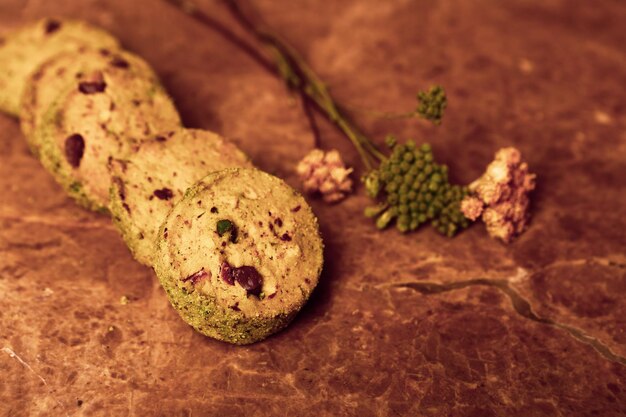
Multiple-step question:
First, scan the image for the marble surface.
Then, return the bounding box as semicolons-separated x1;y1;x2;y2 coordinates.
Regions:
1;0;625;416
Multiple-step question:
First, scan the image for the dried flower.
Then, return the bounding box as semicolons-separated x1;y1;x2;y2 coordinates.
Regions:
461;147;536;243
296;149;353;203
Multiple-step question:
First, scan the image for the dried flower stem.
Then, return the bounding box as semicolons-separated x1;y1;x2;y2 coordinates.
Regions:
163;0;385;170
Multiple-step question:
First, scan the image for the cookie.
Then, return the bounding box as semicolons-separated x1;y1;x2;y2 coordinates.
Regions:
35;49;182;212
0;18;119;116
109;128;253;266
153;168;324;345
21;48;122;155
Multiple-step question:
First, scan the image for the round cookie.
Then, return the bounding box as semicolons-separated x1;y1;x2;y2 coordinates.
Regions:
0;18;119;116
154;168;324;345
109;128;253;266
35;49;182;212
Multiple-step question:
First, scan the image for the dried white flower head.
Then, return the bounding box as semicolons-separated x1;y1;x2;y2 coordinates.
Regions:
296;149;353;203
461;147;536;243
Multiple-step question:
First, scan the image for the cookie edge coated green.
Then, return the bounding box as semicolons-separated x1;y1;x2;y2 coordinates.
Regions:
153;167;324;345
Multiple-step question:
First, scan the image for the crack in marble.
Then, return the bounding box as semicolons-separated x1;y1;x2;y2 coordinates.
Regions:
1;346;70;417
541;256;626;271
394;278;626;367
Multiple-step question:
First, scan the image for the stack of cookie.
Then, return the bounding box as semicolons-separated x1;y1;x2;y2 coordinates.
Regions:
0;18;324;344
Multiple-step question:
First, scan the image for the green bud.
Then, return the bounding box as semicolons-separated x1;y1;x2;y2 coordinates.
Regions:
399;204;409;214
363;170;381;198
376;208;397;229
385;135;397;148
364;204;387;218
397;218;410;233
403;152;414;163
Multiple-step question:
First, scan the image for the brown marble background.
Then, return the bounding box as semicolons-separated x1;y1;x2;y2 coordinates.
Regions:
1;0;625;416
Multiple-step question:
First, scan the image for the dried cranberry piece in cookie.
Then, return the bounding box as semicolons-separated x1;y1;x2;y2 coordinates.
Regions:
231;266;263;297
78;80;107;94
153;188;174;200
64;134;85;168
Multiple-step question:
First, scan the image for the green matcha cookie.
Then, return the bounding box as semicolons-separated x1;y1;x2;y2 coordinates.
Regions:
35;49;182;212
109;128;253;266
154;168;324;345
0;18;119;116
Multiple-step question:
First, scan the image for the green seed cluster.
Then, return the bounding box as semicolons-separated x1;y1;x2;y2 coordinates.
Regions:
364;138;470;237
416;85;447;125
